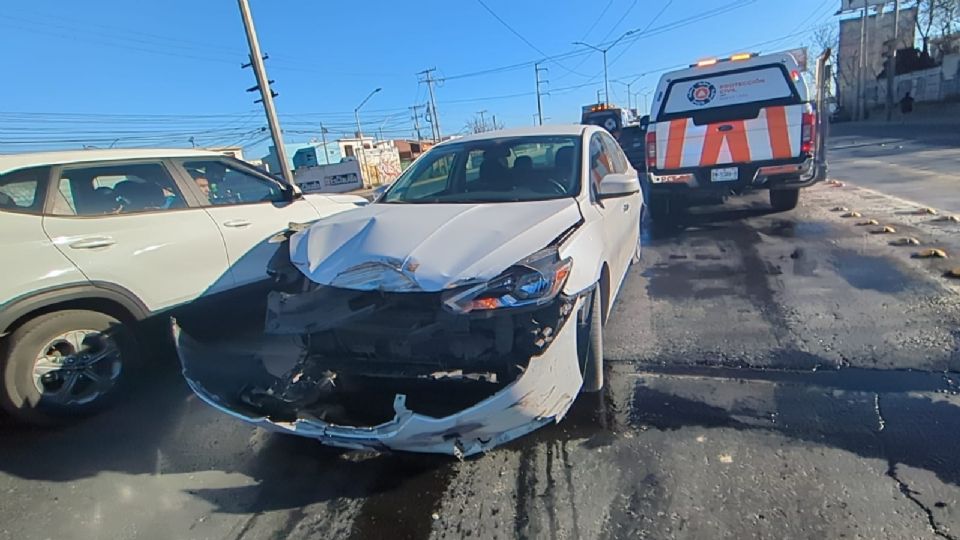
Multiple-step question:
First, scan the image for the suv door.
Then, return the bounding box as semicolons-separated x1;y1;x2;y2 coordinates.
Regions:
41;160;233;312
173;158;320;287
0;167;89;308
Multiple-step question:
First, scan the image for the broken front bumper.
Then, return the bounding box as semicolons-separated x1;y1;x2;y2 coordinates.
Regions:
173;295;585;457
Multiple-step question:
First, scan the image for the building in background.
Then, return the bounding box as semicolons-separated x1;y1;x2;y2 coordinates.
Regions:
294;160;363;194
293;142;342;169
837;6;917;116
337;137;402;187
261;142;315;175
393;139;434;167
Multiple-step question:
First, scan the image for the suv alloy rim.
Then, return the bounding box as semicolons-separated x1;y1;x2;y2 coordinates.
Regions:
31;329;123;406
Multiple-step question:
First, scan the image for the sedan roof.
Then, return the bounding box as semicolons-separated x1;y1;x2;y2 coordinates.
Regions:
442;124;588;146
0;148;223;175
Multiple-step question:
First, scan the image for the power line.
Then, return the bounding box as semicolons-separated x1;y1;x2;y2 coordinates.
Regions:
474;0;590;78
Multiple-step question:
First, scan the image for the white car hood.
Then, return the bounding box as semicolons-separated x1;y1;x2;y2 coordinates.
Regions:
289;199;582;292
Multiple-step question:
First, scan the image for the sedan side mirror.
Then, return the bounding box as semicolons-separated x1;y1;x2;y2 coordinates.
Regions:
598;173;641;200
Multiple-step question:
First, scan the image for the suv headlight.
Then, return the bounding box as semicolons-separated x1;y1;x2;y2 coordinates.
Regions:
442;247;572;313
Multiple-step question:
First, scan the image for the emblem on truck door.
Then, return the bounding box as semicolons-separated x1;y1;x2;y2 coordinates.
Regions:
687;81;716;106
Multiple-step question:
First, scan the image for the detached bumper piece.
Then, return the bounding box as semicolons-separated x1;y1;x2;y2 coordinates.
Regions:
174;286;584;457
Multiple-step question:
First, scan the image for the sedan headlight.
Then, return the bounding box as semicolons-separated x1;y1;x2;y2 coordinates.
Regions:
442;247;572;313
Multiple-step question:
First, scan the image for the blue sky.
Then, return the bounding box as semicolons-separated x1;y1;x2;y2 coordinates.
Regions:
0;0;838;158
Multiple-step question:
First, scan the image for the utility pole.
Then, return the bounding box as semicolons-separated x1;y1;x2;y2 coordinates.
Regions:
410;104;424;140
418;68;441;142
237;0;293;185
597;89;603;104
535;63;548;126
856;6;867;120
477;110;488;132
492;114;499;131
885;0;900;121
319;122;329;165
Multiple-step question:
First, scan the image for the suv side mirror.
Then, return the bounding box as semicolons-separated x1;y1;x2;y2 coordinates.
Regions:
598;173;640;199
285;183;304;201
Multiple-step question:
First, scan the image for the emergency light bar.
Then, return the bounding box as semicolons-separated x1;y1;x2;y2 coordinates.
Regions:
690;52;758;68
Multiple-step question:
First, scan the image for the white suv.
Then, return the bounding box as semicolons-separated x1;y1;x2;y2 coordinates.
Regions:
0;148;365;424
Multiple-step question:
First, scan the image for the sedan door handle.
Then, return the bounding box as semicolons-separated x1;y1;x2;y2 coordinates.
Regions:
69;236;116;249
222;219;252;228
623;203;630;212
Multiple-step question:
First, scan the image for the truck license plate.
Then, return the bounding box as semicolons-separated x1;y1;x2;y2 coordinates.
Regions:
711;167;739;182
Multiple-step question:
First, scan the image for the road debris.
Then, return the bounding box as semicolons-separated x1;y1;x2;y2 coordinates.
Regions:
873;226;896;234
916;207;938;215
841;211;862;218
947;268;960;279
890;237;921;246
857;219;880;226
719;454;734;464
826;179;845;187
933;215;960;223
914;249;947;259
831;206;849;212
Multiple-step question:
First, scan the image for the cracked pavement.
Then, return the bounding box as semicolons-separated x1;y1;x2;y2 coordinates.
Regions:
3;150;960;538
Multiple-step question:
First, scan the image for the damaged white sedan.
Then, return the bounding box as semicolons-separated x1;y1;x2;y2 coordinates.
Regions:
175;125;643;457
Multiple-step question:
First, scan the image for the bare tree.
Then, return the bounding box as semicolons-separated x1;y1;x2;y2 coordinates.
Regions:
917;0;960;53
464;113;504;134
812;24;840;94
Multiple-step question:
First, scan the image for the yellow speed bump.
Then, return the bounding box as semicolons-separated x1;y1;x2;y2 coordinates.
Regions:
842;211;862;218
857;219;880;226
872;226;897;234
934;215;960;223
947;268;960;279
916;207;938;215
913;248;947;259
890;237;921;246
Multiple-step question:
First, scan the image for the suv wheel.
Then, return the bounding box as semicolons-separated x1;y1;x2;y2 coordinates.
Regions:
1;310;137;424
770;188;800;211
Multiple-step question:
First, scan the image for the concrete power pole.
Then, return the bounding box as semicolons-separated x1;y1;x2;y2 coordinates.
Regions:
885;0;900;121
410;104;424;140
477;110;488;132
319;122;329;165
535;63;548;126
419;68;441;142
237;0;293;185
856;6;867;121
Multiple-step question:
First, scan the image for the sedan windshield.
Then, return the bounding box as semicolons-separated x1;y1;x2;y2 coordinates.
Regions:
381;135;581;203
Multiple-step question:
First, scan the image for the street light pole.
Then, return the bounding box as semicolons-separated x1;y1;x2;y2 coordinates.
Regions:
574;30;636;106
354;87;381;187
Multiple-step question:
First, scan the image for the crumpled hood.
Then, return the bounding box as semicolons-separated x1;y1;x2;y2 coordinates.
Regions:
289;199;582;292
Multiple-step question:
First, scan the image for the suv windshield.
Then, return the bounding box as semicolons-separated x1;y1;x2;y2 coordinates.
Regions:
381;135;580;204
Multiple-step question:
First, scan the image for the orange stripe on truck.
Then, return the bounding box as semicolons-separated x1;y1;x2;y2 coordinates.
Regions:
664;119;687;169
765;106;793;159
700;120;750;167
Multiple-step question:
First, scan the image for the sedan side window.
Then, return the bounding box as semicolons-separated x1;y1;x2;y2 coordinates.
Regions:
589;133;613;193
599;133;629;174
54;162;185;216
182;160;285;206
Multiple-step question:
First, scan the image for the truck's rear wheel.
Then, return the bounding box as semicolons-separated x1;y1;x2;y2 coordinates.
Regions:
770;189;800;212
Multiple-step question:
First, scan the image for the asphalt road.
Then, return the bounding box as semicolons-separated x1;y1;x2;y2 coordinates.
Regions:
3;174;960;539
829;123;960;215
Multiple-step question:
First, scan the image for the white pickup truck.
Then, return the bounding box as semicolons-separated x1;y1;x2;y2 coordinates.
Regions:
644;51;825;220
